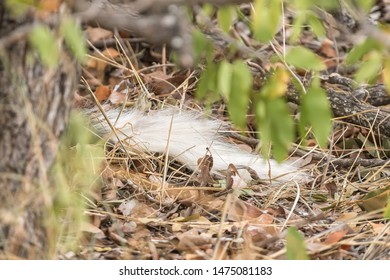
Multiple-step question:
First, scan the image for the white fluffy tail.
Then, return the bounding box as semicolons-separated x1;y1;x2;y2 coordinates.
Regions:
92;107;306;183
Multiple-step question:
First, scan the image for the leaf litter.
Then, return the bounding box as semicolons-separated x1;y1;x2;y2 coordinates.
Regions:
71;6;390;260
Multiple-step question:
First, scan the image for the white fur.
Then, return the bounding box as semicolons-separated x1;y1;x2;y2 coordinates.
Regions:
92;107;306;183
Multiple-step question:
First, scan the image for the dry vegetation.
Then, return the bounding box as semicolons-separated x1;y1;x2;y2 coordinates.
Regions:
69;4;390;260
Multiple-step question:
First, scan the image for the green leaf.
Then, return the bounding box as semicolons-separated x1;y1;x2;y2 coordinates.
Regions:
217;5;235;33
384;197;390;219
354;0;375;13
300;83;332;147
286;227;309;260
307;12;326;38
285;46;325;71
354;51;382;84
201;3;214;17
383;57;390;94
267;99;294;161
217;60;233;100
252;0;282;42
60;18;87;63
6;0;35;15
316;0;339;9
29;25;60;67
289;13;306;43
192;29;212;62
346;38;382;65
255;97;294;161
228;60;252;129
196;63;219;101
260;67;290;99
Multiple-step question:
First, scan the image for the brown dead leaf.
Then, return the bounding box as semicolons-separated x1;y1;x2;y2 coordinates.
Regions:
36;0;61;19
143;70;171;83
172;223;184;232
319;39;336;58
205;195;225;212
257;213;274;225
177;229;212;251
95;85;111;102
166;189;202;206
101;48;121;59
86;27;113;43
324;181;337;198
118;199;138;216
324;229;348;245
227;198;262;221
122;221;137;233
185;253;204;260
149;75;190;97
306;139;318;147
40;0;61;11
81;222;103;234
245;226;268;243
357;188;390;212
226;164;247;190
171;213;201;222
197;154;213;187
336;212;358;221
369;222;390;235
93;48;121;80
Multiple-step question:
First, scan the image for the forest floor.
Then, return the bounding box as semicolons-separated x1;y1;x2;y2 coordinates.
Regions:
69;4;390;260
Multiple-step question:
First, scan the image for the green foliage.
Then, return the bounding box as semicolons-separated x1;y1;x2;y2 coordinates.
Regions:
252;0;282;42
52;112;103;252
346;38;387;84
192;29;213;63
60;18;87;63
383;58;390;94
255;68;294;161
287;0;338;42
346;38;383;65
286;227;309;260
285;46;325;71
306;11;326;38
217;60;233;100
198;59;252;129
196;62;219;103
300;80;332;147
29;25;60;67
195;0;390;160
384;197;390;220
5;0;35;15
227;60;252;129
351;0;375;13
256;98;295;161
355;51;383;84
217;5;236;33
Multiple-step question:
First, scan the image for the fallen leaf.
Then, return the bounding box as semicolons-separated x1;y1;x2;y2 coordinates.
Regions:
101;47;121;59
286;227;309;260
324;229;348;245
95;85;111;102
118;199;138;216
226;164;247;189
86;27;113;43
197;154;213;187
369;222;390;235
177;229;212;251
336;212;358;221
81;222;103;234
357;188;390;212
257;213;274;225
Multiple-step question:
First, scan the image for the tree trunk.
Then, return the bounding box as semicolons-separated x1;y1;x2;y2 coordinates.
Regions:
0;6;79;258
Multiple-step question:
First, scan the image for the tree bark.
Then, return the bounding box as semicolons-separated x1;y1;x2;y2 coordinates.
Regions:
0;7;79;258
286;86;390;138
